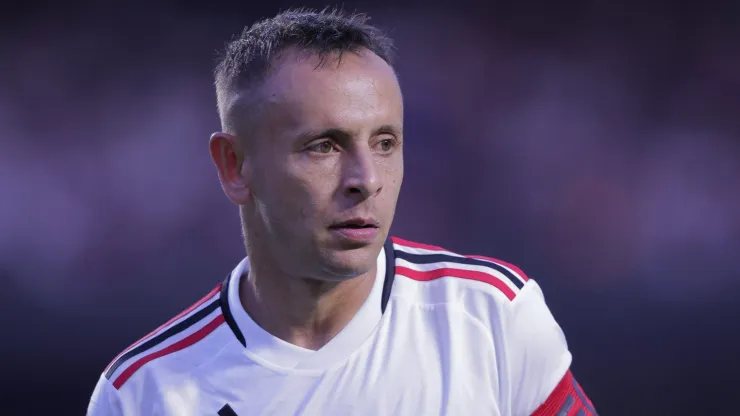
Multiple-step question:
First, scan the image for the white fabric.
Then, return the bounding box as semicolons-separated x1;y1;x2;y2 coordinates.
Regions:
87;240;571;416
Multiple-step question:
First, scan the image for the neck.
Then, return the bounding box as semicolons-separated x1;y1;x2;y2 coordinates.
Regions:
239;261;377;351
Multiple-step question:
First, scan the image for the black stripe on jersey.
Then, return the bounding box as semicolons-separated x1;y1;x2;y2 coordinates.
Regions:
221;273;246;347
104;296;221;379
380;238;396;313
393;250;525;289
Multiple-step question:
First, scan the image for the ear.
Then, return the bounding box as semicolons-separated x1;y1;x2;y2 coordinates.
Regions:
209;132;251;205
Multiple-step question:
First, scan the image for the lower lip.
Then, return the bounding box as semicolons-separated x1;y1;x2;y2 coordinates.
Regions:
330;226;379;243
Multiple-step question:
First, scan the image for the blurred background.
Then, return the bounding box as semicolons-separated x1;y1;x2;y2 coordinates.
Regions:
1;0;739;414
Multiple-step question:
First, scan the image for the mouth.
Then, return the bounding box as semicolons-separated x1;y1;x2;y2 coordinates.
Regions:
329;218;380;244
329;218;380;229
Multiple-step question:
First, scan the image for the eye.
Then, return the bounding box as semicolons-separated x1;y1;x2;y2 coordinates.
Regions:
307;140;336;154
377;138;396;153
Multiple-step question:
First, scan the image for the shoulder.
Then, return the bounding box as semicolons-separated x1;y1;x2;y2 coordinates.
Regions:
102;282;230;392
388;237;572;414
389;236;530;303
387;237;575;414
387;236;564;347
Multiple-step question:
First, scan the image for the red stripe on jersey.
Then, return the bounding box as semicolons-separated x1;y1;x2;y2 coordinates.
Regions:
392;237;527;283
531;370;598;416
113;314;226;390
467;255;529;281
396;266;516;300
105;284;222;374
390;237;446;252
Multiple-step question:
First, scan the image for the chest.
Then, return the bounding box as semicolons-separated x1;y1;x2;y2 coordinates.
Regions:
195;352;498;416
206;333;497;415
137;307;503;415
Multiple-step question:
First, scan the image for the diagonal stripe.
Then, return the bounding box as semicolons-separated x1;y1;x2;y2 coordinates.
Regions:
396;258;520;294
112;314;225;389
391;237;446;252
392;238;528;285
396;266;516;300
556;394;574;416
467;254;529;282
104;285;221;374
573;378;598;415
395;251;524;289
105;298;221;379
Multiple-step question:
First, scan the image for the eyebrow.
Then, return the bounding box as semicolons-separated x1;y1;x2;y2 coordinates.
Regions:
375;124;403;136
299;124;403;142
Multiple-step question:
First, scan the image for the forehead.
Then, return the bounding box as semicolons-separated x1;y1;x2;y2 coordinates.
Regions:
255;48;403;136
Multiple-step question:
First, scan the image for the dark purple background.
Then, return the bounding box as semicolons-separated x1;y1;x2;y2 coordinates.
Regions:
1;0;739;414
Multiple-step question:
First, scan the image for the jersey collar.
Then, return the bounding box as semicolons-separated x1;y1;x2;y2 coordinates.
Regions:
219;239;396;371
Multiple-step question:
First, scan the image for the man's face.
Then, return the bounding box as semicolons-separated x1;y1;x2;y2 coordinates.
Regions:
243;49;404;281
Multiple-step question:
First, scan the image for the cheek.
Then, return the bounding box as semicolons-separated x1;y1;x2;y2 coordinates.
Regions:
381;156;404;190
281;166;339;218
296;174;338;212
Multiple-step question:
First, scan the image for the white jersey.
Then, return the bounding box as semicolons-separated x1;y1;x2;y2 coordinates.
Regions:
88;237;594;416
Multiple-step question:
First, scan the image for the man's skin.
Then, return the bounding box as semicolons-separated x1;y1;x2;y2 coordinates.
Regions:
209;47;404;351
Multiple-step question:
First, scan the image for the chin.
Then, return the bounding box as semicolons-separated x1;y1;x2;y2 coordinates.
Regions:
319;246;380;280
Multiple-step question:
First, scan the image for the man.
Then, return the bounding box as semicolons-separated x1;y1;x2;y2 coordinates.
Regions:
88;8;597;416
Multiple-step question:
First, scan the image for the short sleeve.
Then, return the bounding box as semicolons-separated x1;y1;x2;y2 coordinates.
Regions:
502;280;573;416
87;375;123;416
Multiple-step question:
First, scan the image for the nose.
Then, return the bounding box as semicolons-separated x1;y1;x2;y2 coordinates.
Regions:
343;148;382;200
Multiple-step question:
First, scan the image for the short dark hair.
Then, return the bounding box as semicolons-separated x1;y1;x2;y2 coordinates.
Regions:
214;8;396;134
